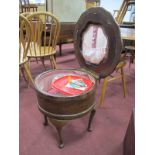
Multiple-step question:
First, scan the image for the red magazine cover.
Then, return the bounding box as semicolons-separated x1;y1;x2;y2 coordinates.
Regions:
49;75;94;96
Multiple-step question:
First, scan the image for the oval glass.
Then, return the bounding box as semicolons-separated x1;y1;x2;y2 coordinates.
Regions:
81;24;109;65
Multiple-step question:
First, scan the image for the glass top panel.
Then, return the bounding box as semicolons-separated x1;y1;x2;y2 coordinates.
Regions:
35;69;95;97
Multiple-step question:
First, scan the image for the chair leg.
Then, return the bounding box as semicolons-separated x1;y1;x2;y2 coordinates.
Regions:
129;53;133;68
128;50;135;68
50;55;57;69
52;56;57;69
23;62;34;87
99;77;108;107
49;56;54;69
120;67;126;97
20;66;28;84
40;57;46;70
130;52;135;64
59;44;62;56
19;68;22;79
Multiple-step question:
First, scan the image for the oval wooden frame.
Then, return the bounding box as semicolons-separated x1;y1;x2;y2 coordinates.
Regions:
74;7;122;78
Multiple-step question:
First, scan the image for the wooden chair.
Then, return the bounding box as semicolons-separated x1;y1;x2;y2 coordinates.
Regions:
19;0;38;13
26;12;60;69
99;59;126;107
19;14;34;86
115;0;135;25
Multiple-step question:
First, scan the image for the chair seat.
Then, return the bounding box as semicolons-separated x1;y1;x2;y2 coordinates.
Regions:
27;45;56;57
125;46;135;50
116;60;126;69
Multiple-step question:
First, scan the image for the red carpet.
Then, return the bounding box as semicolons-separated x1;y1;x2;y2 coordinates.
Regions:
19;44;135;155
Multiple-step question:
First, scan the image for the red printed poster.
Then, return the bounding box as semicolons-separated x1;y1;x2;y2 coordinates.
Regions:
82;25;108;64
50;75;94;96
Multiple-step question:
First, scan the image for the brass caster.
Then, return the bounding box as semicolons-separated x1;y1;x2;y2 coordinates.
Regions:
87;128;92;132
59;143;64;149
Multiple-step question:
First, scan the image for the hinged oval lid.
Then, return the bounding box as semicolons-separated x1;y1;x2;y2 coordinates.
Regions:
74;7;122;78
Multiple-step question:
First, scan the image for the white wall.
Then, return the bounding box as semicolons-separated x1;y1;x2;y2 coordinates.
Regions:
100;0;123;15
52;0;86;22
45;0;134;22
100;0;135;22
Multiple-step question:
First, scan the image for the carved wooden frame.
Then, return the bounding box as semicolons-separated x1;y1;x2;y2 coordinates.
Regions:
74;7;122;78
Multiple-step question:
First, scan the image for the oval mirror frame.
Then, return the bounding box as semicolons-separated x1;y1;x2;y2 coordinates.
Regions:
74;7;122;78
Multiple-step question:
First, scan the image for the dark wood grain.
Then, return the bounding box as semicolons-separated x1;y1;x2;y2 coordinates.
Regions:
34;69;97;148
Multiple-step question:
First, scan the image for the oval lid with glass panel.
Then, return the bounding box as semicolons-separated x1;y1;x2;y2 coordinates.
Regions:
74;7;122;79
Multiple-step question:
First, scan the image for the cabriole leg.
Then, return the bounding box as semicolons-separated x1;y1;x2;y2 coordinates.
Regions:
87;109;96;132
43;115;48;126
